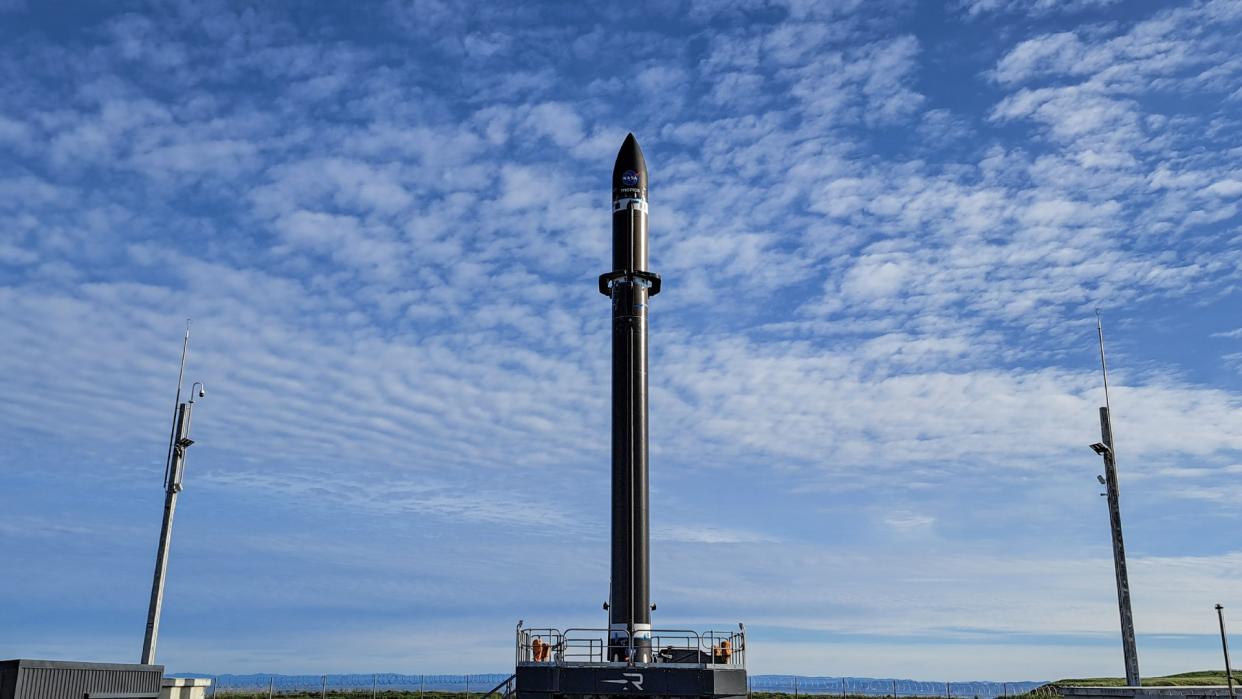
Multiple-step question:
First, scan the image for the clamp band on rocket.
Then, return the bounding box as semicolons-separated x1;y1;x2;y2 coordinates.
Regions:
513;135;747;699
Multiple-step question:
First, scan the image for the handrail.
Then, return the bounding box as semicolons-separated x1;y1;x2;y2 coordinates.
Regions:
518;624;746;669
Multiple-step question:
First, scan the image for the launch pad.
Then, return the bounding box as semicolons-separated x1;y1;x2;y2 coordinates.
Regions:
514;626;748;699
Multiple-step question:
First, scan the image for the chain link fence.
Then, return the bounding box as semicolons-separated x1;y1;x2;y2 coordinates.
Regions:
198;674;1052;699
207;674;513;698
747;677;1052;699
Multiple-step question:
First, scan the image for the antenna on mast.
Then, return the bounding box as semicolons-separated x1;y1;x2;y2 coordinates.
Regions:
163;319;191;488
1096;308;1115;459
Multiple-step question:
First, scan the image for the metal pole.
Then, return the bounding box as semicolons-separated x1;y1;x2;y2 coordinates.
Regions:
893;680;898;698
419;675;424;699
268;677;274;699
162;321;191;491
1218;605;1236;699
321;675;326;699
141;400;195;664
467;674;471;699
141;324;191;664
372;674;377;699
946;682;950;698
1096;310;1114;426
1095;314;1141;687
140;452;181;664
1098;407;1141;686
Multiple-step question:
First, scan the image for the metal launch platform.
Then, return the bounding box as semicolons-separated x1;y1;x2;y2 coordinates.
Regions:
514;625;748;699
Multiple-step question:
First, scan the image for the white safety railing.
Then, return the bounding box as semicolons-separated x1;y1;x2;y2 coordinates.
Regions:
514;622;745;669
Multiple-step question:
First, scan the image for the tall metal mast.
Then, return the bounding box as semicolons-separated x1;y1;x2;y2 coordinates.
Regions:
1217;604;1236;699
142;323;204;665
1092;310;1141;687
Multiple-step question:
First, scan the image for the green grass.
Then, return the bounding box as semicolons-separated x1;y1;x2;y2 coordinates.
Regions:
1053;670;1237;687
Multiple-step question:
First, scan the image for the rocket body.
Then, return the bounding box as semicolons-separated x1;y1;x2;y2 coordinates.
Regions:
603;134;658;663
514;134;748;699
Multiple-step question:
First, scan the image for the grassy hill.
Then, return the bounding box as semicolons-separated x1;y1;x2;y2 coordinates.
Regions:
1053;671;1237;687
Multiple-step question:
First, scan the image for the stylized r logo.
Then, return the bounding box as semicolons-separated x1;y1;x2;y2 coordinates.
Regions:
601;673;645;691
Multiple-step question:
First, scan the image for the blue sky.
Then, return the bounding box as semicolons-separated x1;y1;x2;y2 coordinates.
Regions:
2;0;1241;682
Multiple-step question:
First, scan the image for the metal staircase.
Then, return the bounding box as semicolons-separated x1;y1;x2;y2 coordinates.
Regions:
480;674;516;699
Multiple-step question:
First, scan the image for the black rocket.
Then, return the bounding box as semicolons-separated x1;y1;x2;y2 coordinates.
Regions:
513;132;748;699
600;133;661;663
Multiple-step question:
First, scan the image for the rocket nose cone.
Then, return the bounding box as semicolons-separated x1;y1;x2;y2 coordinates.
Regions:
613;133;647;195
